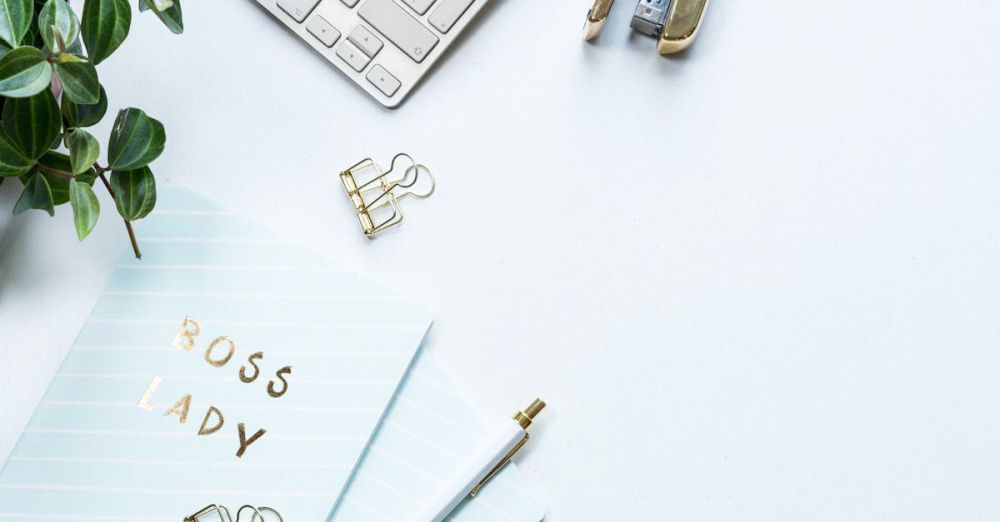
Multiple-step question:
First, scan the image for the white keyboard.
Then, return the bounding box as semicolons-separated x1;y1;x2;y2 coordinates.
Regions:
255;0;491;108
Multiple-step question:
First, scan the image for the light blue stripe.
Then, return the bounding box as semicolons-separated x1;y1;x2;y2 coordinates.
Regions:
88;293;426;326
0;488;337;519
74;322;424;351
0;460;344;496
105;265;392;297
11;432;363;467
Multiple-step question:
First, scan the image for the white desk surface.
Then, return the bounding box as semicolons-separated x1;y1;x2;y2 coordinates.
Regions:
3;1;1000;520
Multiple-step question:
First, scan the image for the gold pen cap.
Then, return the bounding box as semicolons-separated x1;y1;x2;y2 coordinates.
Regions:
471;398;547;497
513;398;545;430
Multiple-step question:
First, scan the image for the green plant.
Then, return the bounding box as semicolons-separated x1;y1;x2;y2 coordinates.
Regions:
0;0;183;258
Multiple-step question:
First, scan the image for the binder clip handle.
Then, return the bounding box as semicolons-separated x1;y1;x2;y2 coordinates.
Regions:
339;152;436;238
386;153;435;200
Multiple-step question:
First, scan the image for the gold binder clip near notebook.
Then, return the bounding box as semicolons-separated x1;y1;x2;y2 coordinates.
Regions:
339;153;435;238
184;504;283;522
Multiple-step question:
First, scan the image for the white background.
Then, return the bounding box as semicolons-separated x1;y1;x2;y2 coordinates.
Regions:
3;1;1000;520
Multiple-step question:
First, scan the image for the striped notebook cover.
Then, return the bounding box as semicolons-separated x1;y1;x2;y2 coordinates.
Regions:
334;349;547;521
0;188;432;520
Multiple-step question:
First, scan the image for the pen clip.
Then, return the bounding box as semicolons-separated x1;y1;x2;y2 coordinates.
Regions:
469;434;529;497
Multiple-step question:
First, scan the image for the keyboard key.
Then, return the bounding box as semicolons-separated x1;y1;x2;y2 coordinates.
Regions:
336;40;372;71
349;26;384;57
307;16;341;47
399;0;435;15
428;0;474;34
277;0;320;22
341;0;360;6
358;0;440;63
366;65;401;96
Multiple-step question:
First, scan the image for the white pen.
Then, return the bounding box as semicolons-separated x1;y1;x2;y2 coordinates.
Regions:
415;398;546;522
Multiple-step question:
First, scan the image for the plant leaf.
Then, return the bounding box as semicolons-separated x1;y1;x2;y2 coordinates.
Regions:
62;84;107;127
142;0;182;34
0;126;31;176
65;128;99;173
81;0;130;65
137;0;148;12
2;88;60;160
53;57;99;104
13;170;55;215
107;107;164;170
69;178;99;239
0;0;31;47
38;0;80;53
57;52;85;63
110;166;155;220
0;41;10;59
37;150;95;204
0;46;52;98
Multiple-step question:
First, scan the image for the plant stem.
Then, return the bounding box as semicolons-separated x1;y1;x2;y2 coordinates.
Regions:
96;167;142;259
34;164;74;179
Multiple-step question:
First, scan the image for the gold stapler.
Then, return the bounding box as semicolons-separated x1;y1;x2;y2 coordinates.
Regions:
583;0;710;55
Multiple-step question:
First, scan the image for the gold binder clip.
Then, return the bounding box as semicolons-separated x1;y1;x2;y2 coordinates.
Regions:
583;0;615;40
184;504;283;522
339;153;435;238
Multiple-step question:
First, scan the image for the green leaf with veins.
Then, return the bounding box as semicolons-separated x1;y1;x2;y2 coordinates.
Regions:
81;0;131;65
2;88;60;160
62;84;108;127
53;56;99;104
37;150;95;205
0;46;51;98
65;128;100;174
14;170;55;215
142;0;182;34
138;0;176;13
0;0;31;47
0;126;32;176
38;0;80;52
107;107;165;170
110;166;156;220
69;178;99;239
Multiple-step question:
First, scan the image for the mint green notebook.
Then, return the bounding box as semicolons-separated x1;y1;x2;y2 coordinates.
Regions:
0;188;432;520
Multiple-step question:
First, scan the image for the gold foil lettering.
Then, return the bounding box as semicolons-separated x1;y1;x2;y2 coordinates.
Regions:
164;394;192;423
267;366;293;398
142;318;297;459
239;352;264;384
172;317;202;351
236;423;266;458
198;405;225;436
204;336;236;368
137;376;162;412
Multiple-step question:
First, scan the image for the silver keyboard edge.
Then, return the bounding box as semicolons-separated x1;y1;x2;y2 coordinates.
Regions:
253;0;493;108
